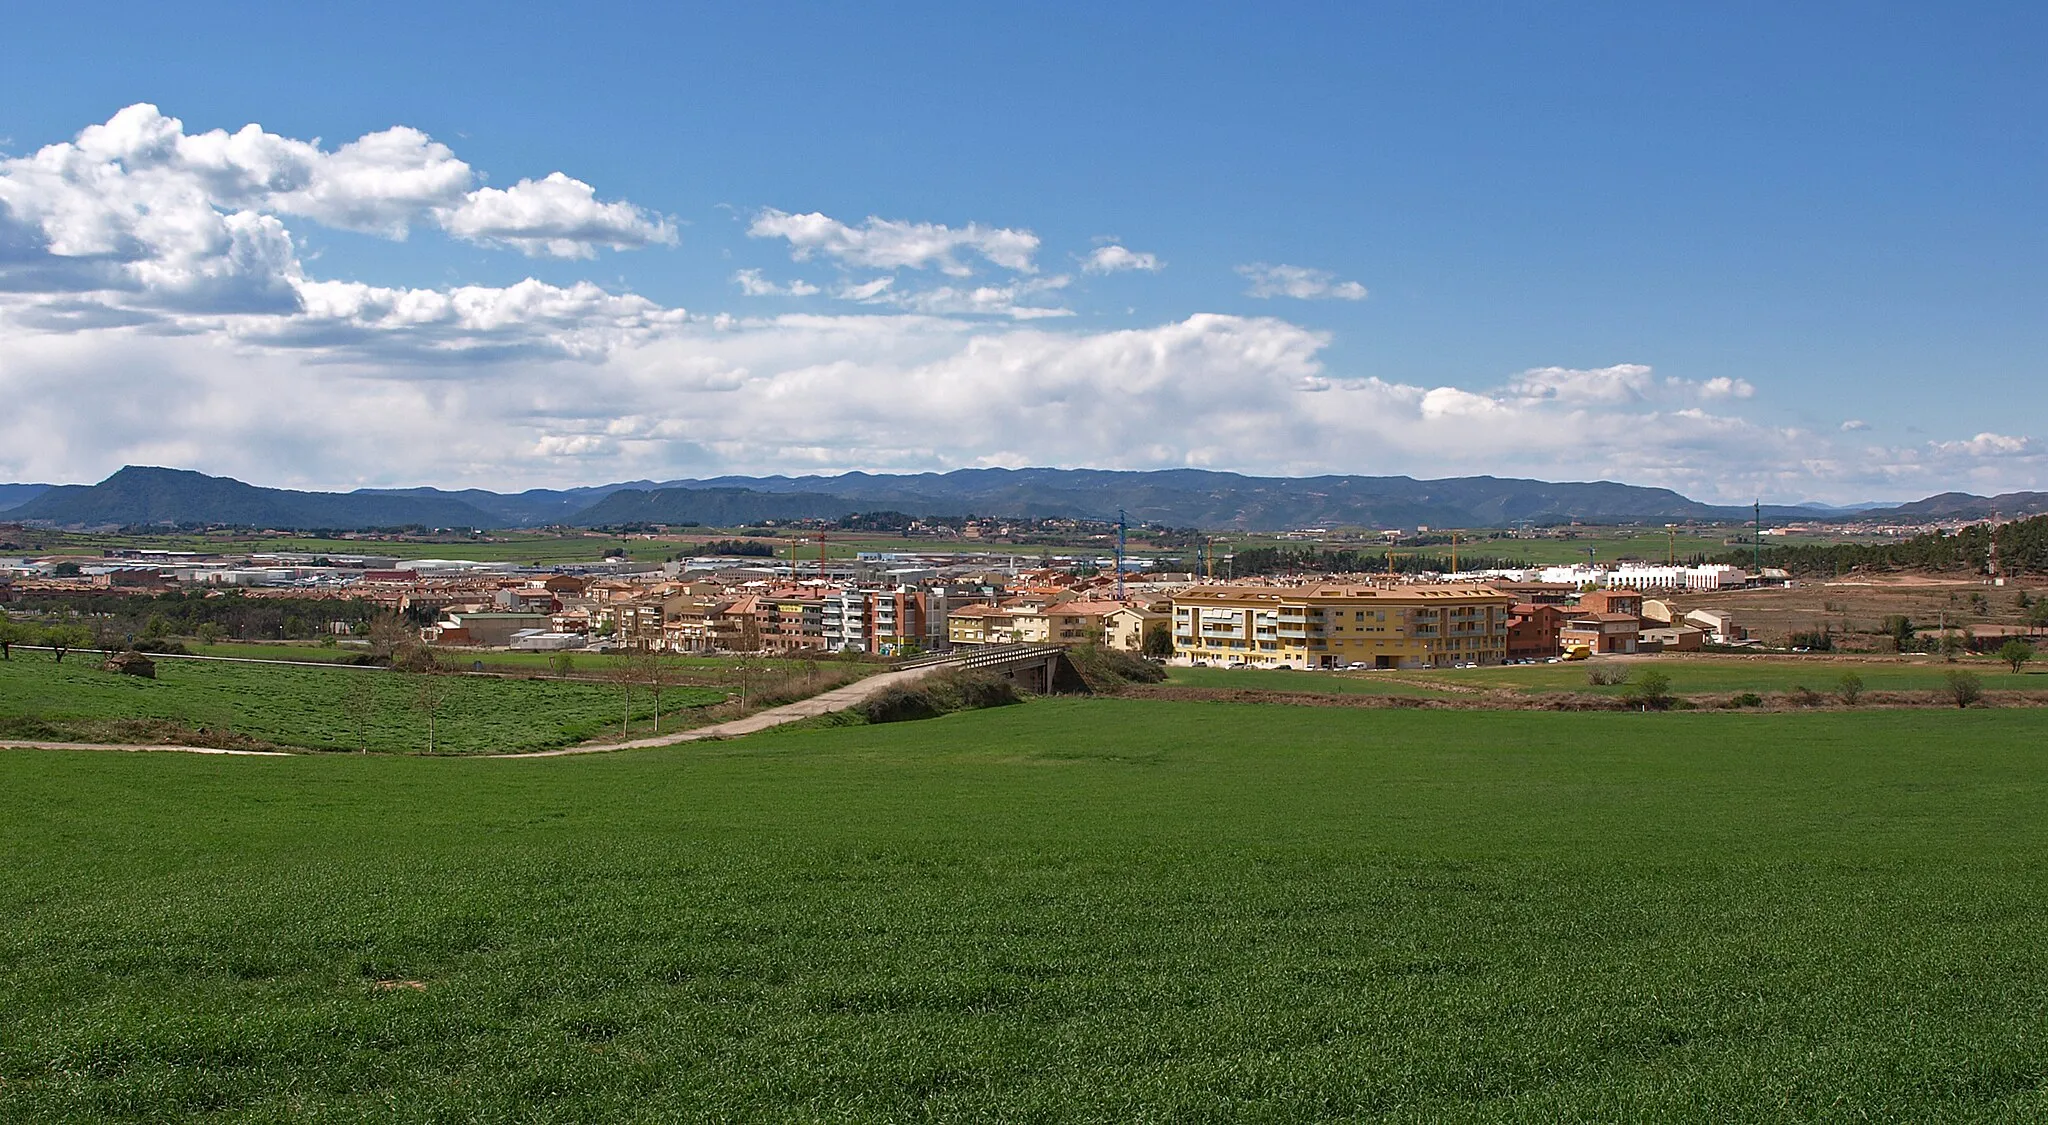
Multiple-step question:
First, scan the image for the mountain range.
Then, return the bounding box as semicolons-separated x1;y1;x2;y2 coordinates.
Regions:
2;465;2045;533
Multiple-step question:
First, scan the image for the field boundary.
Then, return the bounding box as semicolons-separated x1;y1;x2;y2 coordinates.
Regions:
0;738;291;757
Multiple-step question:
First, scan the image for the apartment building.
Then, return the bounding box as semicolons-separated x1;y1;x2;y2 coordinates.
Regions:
1172;583;1512;669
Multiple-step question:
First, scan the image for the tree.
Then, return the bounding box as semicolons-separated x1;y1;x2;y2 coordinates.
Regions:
640;648;685;735
1141;622;1175;659
194;622;224;645
1998;638;2035;674
1944;669;1983;709
341;671;382;753
731;657;771;711
1626;669;1674;711
2030;601;2048;628
1881;615;1914;651
1836;672;1864;705
546;650;576;678
42;623;90;663
142;613;171;641
0;619;27;660
366;611;414;665
603;651;640;739
410;671;452;753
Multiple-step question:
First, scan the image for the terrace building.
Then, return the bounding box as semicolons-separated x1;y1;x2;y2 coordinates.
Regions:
1171;583;1512;670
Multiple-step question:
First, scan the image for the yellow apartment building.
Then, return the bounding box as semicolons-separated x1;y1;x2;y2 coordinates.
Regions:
1171;583;1511;669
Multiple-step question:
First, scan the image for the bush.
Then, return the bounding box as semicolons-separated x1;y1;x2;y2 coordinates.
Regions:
859;669;1021;724
1786;685;1822;707
1062;645;1168;692
1587;665;1631;686
1944;670;1983;708
1836;672;1864;705
1721;692;1764;709
1624;669;1674;710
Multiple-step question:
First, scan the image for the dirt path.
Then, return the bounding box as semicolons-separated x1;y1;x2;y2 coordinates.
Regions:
494;662;951;757
0;740;291;757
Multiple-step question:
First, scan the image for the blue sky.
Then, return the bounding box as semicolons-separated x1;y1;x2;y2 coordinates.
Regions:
2;2;2043;502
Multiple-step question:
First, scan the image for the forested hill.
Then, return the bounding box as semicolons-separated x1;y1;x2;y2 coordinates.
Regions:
5;464;2044;533
1725;515;2048;576
3;465;1826;531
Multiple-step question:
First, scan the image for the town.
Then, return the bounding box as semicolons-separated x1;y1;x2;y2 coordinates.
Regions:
2;535;1787;666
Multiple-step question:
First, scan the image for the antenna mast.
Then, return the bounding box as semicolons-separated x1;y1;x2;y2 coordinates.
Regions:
1753;500;1762;575
1115;508;1127;601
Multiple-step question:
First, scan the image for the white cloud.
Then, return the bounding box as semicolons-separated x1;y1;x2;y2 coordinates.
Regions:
0;103;671;318
1697;376;1755;399
440;172;675;258
1933;432;2033;457
732;269;820;297
834;273;1073;319
2;106;2042;506
1841;419;1870;431
747;208;1039;275
1081;244;1161;274
1237;262;1368;301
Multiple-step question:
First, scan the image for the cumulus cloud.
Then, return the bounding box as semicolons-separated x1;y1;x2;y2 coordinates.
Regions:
1933;432;2034;457
747;208;1039;275
2;106;2041;505
0;103;672;321
440;172;675;258
1237;262;1368;301
733;269;820;297
1081;244;1161;274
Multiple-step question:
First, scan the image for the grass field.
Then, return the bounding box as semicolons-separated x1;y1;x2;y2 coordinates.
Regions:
3;700;2046;1120
0;654;725;754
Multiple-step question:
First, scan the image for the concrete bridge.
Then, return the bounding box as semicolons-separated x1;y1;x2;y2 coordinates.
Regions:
893;644;1069;694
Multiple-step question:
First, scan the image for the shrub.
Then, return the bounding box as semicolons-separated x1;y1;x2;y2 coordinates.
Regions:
1836;672;1864;705
1587;665;1631;686
1723;692;1764;709
1062;645;1168;692
1786;685;1822;707
1944;670;1983;709
859;669;1021;724
1625;669;1674;710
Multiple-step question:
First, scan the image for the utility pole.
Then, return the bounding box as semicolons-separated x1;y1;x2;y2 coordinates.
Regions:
1450;530;1459;574
1753;500;1762;576
1115;508;1127;601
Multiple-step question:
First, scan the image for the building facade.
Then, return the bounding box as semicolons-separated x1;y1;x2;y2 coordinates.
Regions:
1171;583;1512;669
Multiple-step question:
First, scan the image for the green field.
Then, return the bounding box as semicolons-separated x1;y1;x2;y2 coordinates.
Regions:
0;654;725;754
3;701;2046;1120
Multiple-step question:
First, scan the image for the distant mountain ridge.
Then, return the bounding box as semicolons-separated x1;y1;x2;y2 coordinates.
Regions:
1;465;2042;532
0;484;52;512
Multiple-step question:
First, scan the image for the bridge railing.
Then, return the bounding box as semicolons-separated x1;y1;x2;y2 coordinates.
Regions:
892;644;1061;672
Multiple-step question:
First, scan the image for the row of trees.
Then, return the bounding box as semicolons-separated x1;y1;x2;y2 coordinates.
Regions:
0;619;93;661
8;589;376;643
1724;514;2048;577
